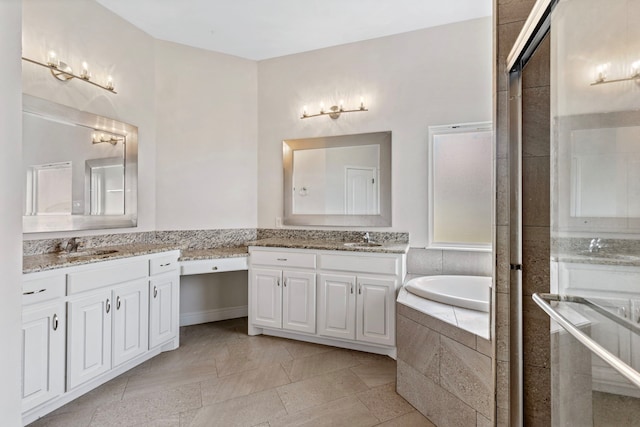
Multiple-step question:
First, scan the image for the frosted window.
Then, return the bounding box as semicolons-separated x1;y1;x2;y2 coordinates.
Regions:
429;124;492;250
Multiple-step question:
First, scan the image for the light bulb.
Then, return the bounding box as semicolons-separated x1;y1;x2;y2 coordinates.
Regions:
631;61;640;77
339;100;344;111
47;51;58;67
80;62;90;79
320;102;325;113
106;75;114;90
359;97;365;110
595;63;609;83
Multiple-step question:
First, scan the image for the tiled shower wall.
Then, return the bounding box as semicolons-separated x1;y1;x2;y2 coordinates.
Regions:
495;0;552;425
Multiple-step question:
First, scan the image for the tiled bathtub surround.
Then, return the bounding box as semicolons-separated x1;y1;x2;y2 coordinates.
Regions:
397;302;493;427
407;248;492;276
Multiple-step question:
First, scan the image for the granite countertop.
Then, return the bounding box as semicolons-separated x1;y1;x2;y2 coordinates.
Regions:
23;243;182;274
246;237;410;254
552;252;640;267
179;246;248;261
24;237;408;274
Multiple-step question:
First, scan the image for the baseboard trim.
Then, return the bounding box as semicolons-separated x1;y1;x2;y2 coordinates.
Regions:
180;305;248;326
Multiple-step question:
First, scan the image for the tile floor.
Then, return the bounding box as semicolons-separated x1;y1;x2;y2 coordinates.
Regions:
30;318;435;427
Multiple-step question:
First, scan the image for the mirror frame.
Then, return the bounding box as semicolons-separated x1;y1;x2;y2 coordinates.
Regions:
22;94;138;233
283;131;392;227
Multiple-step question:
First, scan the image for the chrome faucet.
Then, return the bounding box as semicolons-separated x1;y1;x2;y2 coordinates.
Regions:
363;232;371;243
64;237;79;253
589;238;604;253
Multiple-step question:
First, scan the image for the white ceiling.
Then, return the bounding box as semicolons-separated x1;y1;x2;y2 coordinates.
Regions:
95;0;492;61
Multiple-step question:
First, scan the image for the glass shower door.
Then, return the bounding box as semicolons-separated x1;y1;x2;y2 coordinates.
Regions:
549;0;640;425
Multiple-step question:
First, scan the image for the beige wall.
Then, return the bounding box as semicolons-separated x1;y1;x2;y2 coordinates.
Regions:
22;0;157;238
154;40;258;230
257;18;492;248
0;0;25;423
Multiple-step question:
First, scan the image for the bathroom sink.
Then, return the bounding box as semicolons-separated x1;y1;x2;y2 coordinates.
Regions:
343;242;383;248
58;248;120;258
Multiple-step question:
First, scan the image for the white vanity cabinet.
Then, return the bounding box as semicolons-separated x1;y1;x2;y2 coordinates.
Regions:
67;259;150;389
248;246;405;357
149;254;180;349
21;274;66;413
318;255;399;347
250;250;317;334
554;261;640;397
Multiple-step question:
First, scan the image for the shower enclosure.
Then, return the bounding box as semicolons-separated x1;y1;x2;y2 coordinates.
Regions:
509;0;640;425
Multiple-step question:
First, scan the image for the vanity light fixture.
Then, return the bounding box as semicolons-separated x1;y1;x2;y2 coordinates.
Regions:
590;61;640;86
92;132;125;145
22;51;117;94
301;97;368;119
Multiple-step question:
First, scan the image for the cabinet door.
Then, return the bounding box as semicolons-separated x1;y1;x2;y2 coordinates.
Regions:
317;274;356;340
251;269;282;329
356;276;396;346
149;272;180;349
67;289;112;390
283;271;316;334
113;279;149;367
21;302;65;412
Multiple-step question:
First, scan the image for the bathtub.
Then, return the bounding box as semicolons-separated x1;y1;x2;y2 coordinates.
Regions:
404;275;491;312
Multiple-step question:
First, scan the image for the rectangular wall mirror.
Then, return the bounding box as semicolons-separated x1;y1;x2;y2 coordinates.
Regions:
283;131;392;227
555;110;640;233
22;94;138;233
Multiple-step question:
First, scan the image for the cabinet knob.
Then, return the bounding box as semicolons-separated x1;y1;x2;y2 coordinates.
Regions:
358;284;362;295
284;279;287;287
160;262;171;267
212;266;218;271
23;288;46;296
106;298;111;314
52;314;59;331
153;286;158;298
350;284;354;294
116;296;121;310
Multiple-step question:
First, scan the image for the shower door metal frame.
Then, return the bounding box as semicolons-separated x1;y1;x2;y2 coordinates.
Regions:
506;0;557;425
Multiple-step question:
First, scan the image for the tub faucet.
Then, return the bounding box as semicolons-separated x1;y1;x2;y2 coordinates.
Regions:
363;232;371;243
589;238;604;253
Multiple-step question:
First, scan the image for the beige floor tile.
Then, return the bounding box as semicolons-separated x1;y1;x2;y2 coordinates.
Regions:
131;413;181;426
179;409;199;427
276;368;368;414
28;407;95;427
357;383;414;422
124;363;218;399
280;338;336;359
375;411;436;427
281;348;360;382
90;383;202;427
201;363;290;405
48;375;128;416
350;357;396;388
215;339;292;377
188;389;286;427
269;396;378;427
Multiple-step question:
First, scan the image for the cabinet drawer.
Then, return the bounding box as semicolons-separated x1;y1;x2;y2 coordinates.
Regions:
251;250;316;269
67;260;148;295
181;257;248;275
149;254;180;276
22;275;66;305
319;254;399;275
